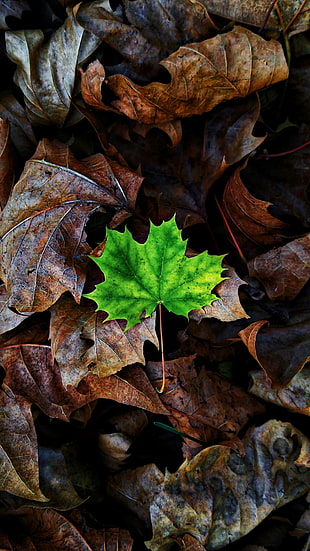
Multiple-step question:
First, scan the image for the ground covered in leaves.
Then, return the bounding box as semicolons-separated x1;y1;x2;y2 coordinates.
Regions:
0;1;309;550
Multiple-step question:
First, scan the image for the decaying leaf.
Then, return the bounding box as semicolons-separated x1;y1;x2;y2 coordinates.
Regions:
85;217;225;330
5;8;100;126
190;265;249;323
68;509;134;551
50;294;158;386
203;0;310;36
0;284;32;335
146;355;265;458
0;139;143;312
147;420;310;550
107;26;288;124
222;161;288;258
249;367;310;415
0;91;37;159
248;233;310;300
0;118;14;211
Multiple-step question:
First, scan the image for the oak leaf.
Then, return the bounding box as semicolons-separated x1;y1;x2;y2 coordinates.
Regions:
0;139;143;312
107;26;288;124
84;217;225;330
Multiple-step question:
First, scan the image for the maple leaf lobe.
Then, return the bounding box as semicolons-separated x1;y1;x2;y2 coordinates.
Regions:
84;217;226;330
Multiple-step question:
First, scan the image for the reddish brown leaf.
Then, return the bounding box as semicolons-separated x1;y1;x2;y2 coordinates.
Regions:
68;509;134;551
0;118;14;211
49;294;158;386
146;355;265;458
249;367;310;416
107;26;288;124
80;60;117;113
0;139;143;312
248;233;310;300
222;161;288;259
190;265;249;323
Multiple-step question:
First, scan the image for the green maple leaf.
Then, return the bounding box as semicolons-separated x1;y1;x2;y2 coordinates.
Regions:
84;217;226;330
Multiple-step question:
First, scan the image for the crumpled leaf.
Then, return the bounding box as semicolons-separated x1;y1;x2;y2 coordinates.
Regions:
0;284;32;336
76;0;217;81
190;265;249;323
248;233;310;301
0;118;13;211
0;139;143;312
203;0;310;36
0;0;30;30
146;420;310;551
5;8;100;126
49;294;159;386
84;217;225;330
222;160;288;259
249;366;310;416
0;388;47;501
146;355;265;458
107;26;288;124
0;92;37;159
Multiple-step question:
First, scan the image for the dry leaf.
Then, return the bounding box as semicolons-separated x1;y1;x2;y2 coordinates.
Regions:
249;367;310;415
222;160;288;258
248;233;310;300
0;92;37;159
99;432;132;471
50;294;158;386
0;118;14;211
147;421;310;550
146;355;265;459
0;284;32;335
0;0;30;30
107;26;288;124
0;139;143;312
68;509;134;551
190;265;249;323
5;8;100;126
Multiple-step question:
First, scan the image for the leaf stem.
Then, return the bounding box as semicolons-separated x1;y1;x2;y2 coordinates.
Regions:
258;0;278;33
255;140;310;159
157;302;166;393
214;195;247;264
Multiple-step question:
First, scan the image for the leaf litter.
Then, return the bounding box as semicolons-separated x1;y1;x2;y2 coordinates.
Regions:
0;1;309;550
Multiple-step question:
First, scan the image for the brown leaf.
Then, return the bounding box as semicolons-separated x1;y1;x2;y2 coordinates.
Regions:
222;160;288;259
76;0;217;81
80;60;117;113
0;284;32;335
0;118;14;211
146;355;265;459
248;233;310;301
0;139;143;312
5;9;100;126
249;367;310;416
99;432;132;472
107;26;288;124
0;388;47;501
190;265;250;323
49;294;158;386
147;420;310;550
203;0;310;36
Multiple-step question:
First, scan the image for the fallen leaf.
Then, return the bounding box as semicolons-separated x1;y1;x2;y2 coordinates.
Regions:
85;217;225;330
0;118;14;211
147;420;310;550
203;0;310;36
99;432;132;472
80;59;116;112
222;160;288;259
68;509;134;551
5;8;100;126
249;366;310;415
49;294;159;386
248;233;310;300
146;355;265;458
0;284;32;335
0;91;37;159
190;265;250;323
107;26;288;124
0;387;47;501
76;0;217;81
0;139;143;312
0;0;30;30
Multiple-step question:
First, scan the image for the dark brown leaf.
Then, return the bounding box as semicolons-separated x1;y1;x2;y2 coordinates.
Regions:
0;139;143;312
222;160;288;259
49;294;158;386
5;9;100;126
0;92;37;159
248;233;310;300
147;421;310;550
146;355;265;458
107;26;288;124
